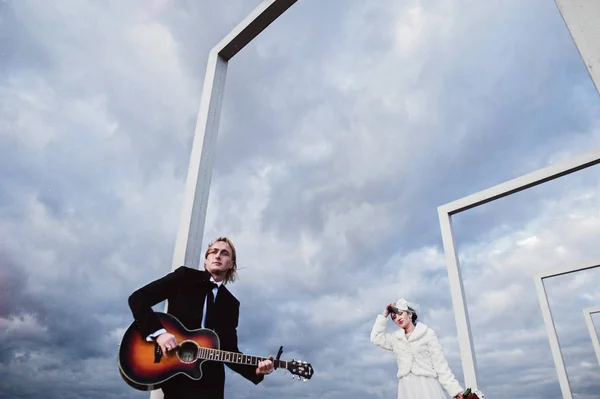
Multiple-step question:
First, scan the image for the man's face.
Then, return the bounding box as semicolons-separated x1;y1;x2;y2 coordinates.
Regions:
204;240;233;280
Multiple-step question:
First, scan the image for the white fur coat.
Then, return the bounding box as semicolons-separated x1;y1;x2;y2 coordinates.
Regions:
370;314;463;397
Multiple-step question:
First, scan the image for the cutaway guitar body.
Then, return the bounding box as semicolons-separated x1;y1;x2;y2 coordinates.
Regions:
118;313;219;390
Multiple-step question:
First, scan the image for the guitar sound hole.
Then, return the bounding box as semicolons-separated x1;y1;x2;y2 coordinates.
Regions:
176;341;198;364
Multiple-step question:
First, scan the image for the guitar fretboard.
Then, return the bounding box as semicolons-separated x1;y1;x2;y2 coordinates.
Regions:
197;347;287;369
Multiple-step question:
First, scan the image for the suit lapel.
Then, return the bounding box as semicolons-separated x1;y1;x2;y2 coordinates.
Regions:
196;270;211;311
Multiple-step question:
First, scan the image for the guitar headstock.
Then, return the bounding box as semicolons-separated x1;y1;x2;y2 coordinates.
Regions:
286;359;314;381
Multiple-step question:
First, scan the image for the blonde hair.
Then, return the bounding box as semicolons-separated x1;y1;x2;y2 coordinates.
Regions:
204;236;237;284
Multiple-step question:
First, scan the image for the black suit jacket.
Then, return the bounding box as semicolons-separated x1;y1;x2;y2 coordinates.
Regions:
128;266;263;399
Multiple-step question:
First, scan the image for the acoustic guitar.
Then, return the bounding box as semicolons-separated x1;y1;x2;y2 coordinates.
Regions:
118;312;314;390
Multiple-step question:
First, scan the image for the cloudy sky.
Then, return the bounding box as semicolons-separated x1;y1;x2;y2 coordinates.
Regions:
2;0;600;398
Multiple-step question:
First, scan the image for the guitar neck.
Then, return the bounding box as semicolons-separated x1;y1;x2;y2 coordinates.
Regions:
197;347;287;368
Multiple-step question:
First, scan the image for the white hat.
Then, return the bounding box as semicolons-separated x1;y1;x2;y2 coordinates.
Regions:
395;298;418;315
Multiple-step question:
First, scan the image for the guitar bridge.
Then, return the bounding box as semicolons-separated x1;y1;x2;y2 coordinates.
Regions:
154;342;162;363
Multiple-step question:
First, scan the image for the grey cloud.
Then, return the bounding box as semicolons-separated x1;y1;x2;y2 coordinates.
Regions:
207;0;600;280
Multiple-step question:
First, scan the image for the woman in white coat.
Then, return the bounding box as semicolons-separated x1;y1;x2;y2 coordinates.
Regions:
370;298;464;399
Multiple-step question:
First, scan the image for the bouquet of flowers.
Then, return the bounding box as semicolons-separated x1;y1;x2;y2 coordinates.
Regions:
461;387;484;398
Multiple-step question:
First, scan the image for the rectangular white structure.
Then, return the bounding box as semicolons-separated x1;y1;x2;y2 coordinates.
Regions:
171;0;297;272
437;149;600;393
437;2;600;396
583;306;600;366
533;263;600;399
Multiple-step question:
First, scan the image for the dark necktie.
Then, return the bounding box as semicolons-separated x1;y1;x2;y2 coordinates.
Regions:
205;282;218;329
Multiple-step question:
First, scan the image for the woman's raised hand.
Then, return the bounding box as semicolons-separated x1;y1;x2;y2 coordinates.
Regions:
383;303;395;317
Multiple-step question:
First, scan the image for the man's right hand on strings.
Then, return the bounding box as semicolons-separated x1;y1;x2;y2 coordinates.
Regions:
156;332;178;357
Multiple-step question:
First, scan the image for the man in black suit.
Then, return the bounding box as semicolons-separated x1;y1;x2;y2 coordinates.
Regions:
128;236;274;399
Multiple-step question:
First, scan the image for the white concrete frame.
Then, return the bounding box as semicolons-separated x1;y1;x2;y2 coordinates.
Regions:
437;1;600;396
583;306;600;366
437;149;600;394
153;1;298;398
534;263;600;399
170;0;297;272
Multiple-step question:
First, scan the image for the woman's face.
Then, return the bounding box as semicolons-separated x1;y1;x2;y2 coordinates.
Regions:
391;310;413;330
